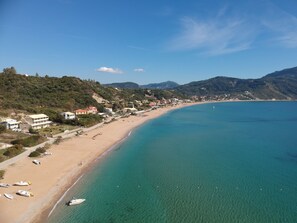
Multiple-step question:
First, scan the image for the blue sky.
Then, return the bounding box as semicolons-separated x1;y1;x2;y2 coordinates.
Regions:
1;0;297;84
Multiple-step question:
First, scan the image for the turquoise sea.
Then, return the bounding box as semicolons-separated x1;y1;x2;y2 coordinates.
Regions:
48;102;297;223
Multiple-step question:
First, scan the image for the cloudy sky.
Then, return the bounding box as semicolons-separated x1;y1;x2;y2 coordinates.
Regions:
1;0;297;84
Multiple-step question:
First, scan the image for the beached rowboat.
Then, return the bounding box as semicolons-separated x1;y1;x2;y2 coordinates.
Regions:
0;183;10;188
13;181;31;186
4;193;14;200
17;190;34;197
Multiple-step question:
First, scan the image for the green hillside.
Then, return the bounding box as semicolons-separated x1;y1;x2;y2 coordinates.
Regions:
175;67;297;100
0;68;185;116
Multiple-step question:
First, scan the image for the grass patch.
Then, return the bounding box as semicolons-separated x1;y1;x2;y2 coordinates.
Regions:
0;130;29;144
11;135;46;147
38;124;78;137
0;144;25;162
77;114;102;127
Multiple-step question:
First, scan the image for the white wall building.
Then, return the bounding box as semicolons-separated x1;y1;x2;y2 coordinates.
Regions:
61;112;76;120
27;114;52;130
0;119;21;131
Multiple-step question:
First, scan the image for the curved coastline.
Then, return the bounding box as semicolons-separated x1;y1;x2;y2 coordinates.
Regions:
0;103;198;223
1;100;294;223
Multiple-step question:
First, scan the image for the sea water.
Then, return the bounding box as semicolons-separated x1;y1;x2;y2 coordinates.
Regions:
48;102;297;223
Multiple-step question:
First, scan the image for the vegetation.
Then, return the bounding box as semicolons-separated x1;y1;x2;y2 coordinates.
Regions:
0;68;185;115
54;136;63;145
76;114;102;127
36;147;46;153
175;67;297;100
0;125;6;134
28;144;48;158
29;127;38;134
37;124;77;136
0;169;5;179
11;135;46;147
0;130;28;144
28;151;41;157
1;144;25;159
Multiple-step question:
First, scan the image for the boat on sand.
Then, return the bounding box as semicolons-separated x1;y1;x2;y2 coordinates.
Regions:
13;181;31;186
4;193;14;200
17;190;34;197
0;183;10;188
33;160;41;165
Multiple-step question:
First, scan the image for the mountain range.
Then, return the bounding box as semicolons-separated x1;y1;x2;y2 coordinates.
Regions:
106;66;297;100
104;81;179;90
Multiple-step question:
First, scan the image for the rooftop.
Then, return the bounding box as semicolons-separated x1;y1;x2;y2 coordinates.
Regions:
29;114;48;119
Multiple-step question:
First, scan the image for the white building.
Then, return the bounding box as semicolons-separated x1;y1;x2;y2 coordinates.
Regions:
0;119;21;132
27;114;52;130
61;112;76;120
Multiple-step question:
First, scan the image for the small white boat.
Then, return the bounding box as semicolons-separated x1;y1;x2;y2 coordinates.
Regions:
33;160;41;165
4;193;14;200
17;190;34;197
0;183;10;188
67;198;86;206
13;181;31;186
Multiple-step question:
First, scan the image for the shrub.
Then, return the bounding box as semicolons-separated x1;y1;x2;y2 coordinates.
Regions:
43;143;51;150
28;151;40;157
11;135;45;147
0;155;6;162
29;127;38;134
0;125;6;133
54;136;63;145
0;170;5;179
3;145;24;158
36;147;46;153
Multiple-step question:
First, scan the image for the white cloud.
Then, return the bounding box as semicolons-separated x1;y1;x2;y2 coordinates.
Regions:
260;3;297;48
169;15;254;56
134;68;145;72
96;66;123;74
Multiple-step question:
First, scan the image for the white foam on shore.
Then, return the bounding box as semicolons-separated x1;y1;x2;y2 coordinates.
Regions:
48;130;133;218
48;174;84;218
95;130;133;161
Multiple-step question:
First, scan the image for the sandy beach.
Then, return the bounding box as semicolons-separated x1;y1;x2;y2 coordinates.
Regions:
0;103;196;223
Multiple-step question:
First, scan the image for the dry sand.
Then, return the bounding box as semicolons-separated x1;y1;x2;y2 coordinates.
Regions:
0;103;197;223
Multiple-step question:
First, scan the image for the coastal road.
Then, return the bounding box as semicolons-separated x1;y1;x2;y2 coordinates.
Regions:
0;121;106;170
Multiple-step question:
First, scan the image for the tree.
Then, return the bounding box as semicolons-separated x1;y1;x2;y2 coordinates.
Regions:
3;67;17;75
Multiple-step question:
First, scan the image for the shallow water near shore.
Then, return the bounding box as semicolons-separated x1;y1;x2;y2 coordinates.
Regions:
48;102;297;223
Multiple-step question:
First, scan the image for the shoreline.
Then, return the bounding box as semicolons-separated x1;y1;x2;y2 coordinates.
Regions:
0;100;295;223
0;102;198;223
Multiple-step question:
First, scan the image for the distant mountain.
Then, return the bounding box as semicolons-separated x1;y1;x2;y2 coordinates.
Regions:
141;81;179;89
175;66;297;100
104;82;140;89
263;66;297;78
104;81;179;90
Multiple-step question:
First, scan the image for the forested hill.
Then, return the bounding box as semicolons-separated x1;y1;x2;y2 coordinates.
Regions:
0;68;185;114
175;67;297;100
